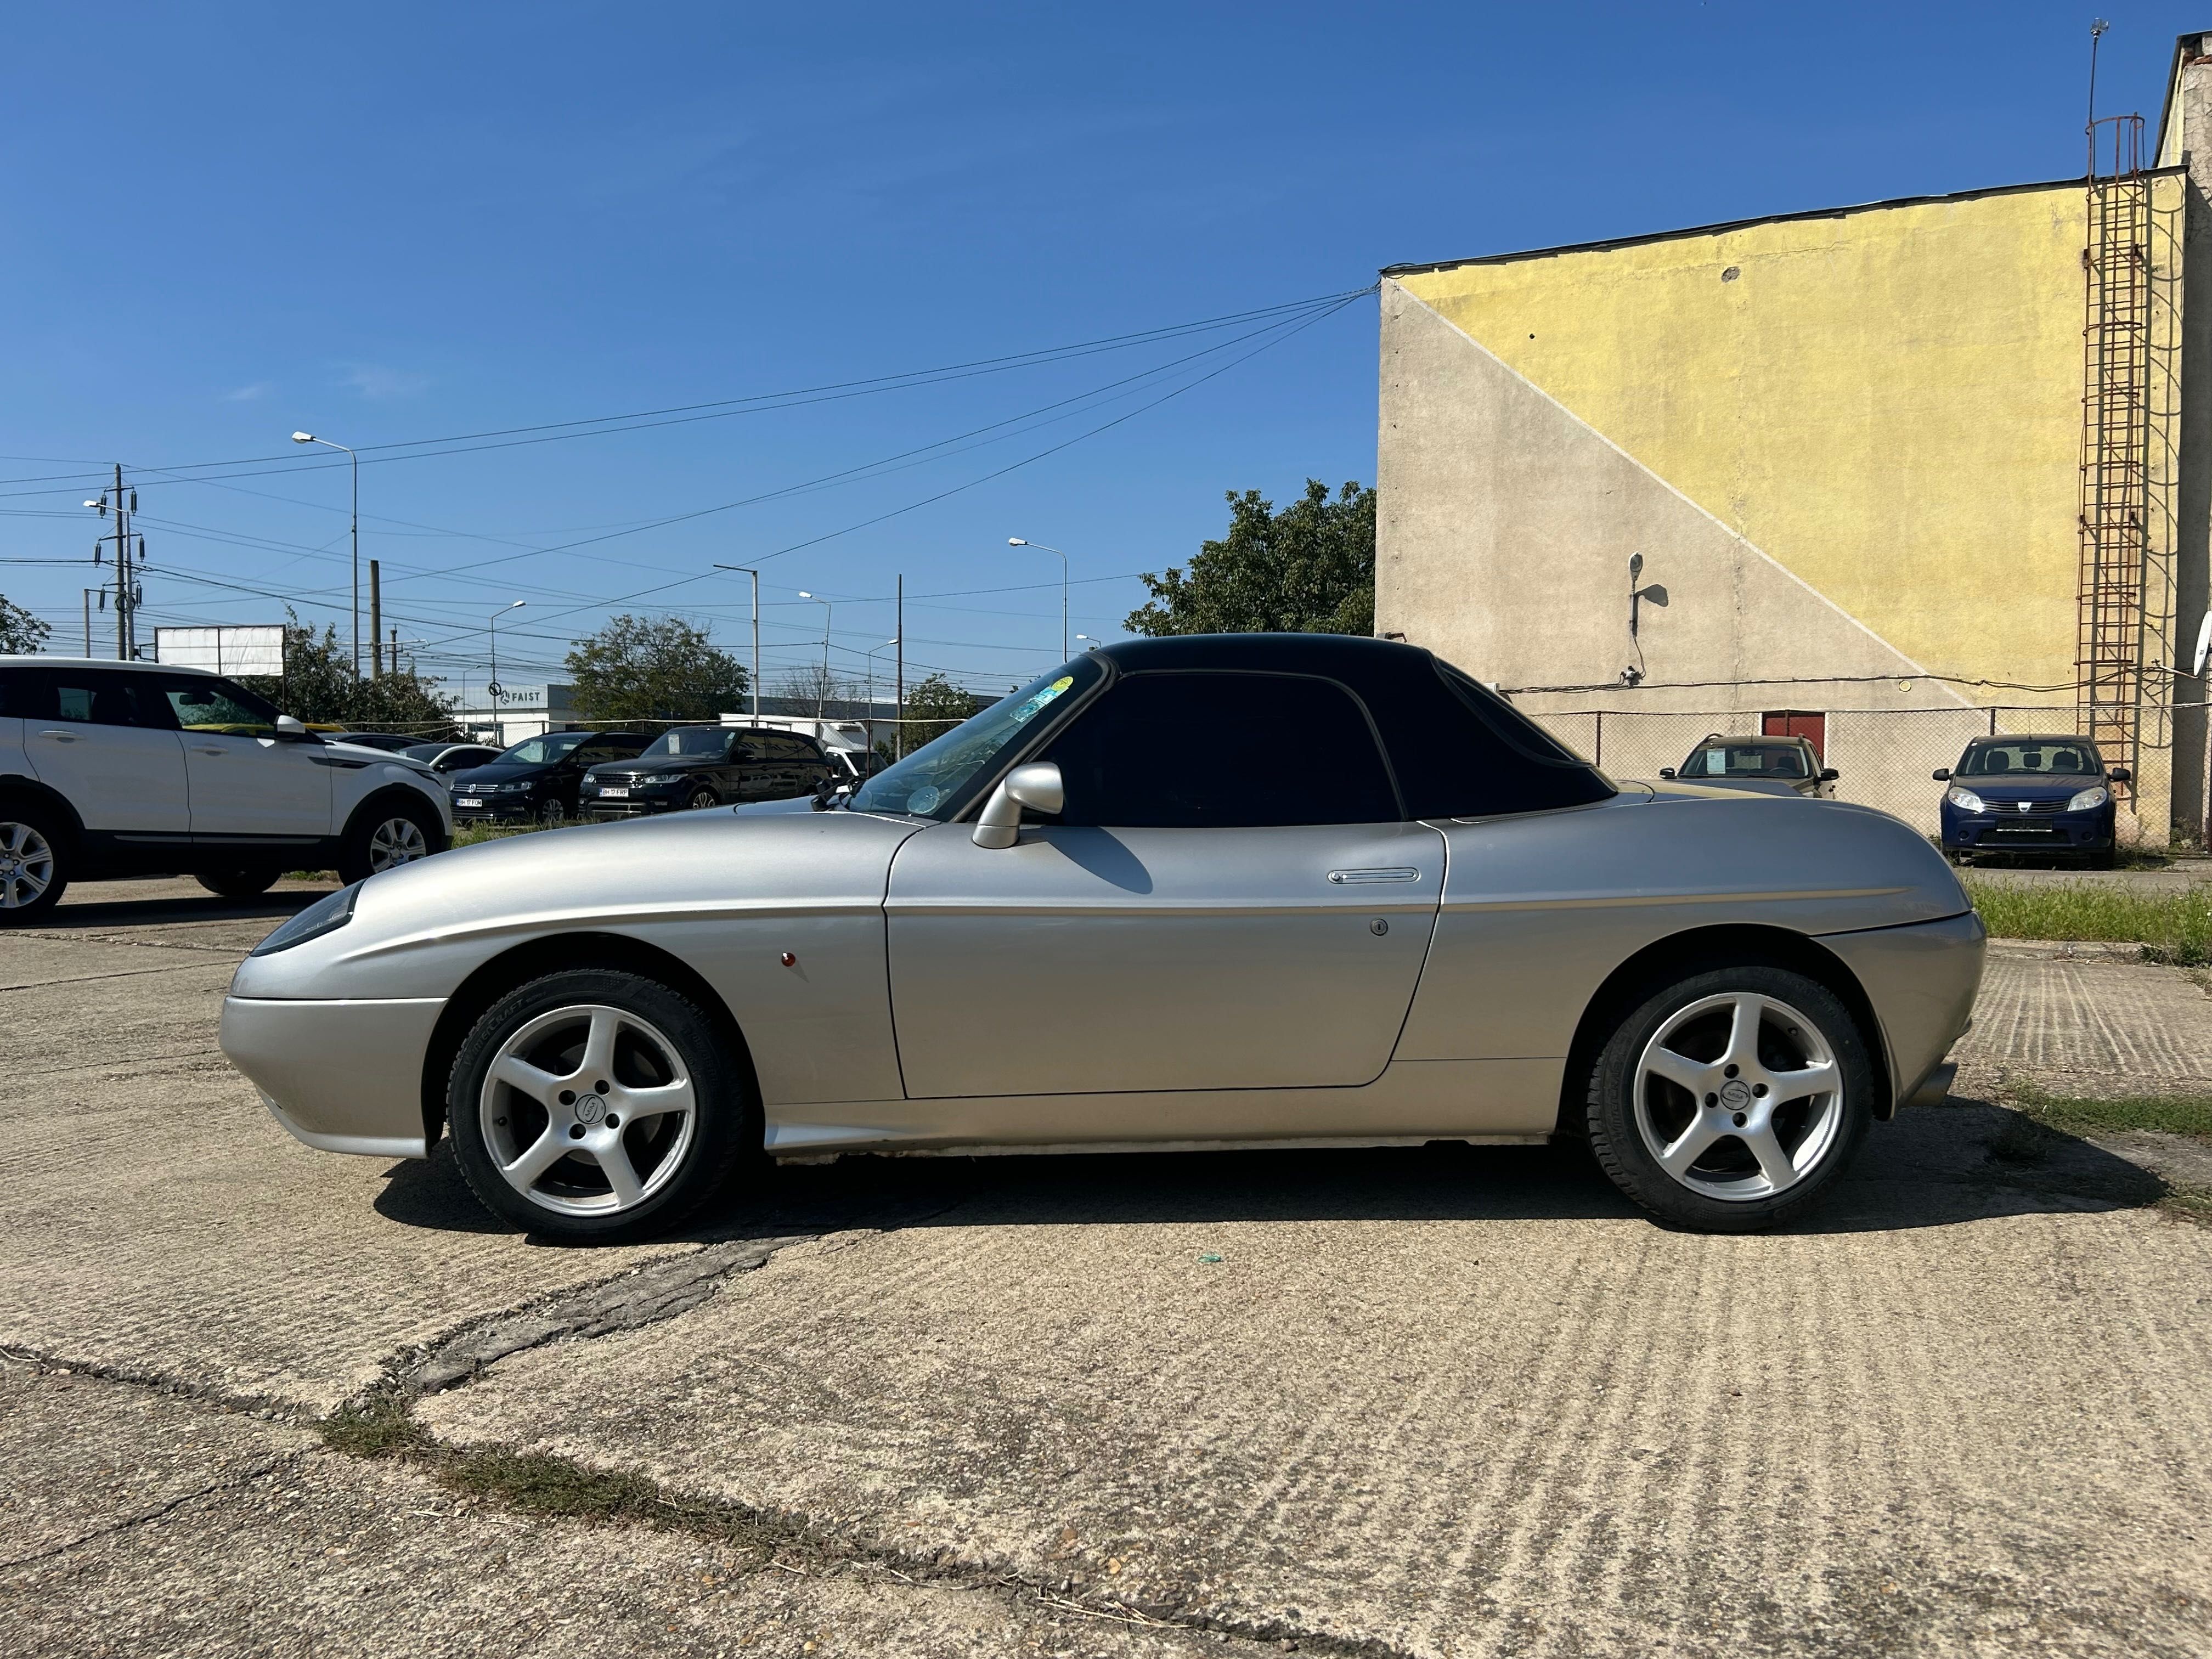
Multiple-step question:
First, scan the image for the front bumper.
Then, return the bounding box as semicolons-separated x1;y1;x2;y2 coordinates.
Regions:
1941;805;2112;851
583;792;689;817
221;994;445;1158
1818;910;1985;1118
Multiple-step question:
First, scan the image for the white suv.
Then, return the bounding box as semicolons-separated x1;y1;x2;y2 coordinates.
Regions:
0;657;453;921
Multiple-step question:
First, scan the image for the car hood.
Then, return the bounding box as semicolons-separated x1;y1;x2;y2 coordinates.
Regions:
449;762;556;787
588;756;712;777
1953;775;2104;798
323;740;439;779
1686;776;1807;798
230;806;928;1000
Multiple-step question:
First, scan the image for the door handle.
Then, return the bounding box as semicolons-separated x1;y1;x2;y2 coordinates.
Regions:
194;746;227;756
37;730;77;742
1327;867;1421;884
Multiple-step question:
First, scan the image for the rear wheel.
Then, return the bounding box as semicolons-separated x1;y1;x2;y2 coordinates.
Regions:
196;866;280;900
1583;964;1874;1232
0;808;66;923
446;969;751;1242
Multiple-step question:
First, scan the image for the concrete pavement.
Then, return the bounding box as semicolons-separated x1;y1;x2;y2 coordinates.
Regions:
4;877;2209;1657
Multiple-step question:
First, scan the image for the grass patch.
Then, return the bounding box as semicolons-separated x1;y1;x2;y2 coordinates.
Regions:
321;1389;819;1561
1961;874;2212;963
2004;1081;2212;1142
452;821;551;849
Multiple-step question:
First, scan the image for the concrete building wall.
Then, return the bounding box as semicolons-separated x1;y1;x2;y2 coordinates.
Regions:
1376;170;2194;842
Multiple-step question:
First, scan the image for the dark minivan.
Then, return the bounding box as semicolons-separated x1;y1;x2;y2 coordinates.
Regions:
449;730;651;823
581;725;839;817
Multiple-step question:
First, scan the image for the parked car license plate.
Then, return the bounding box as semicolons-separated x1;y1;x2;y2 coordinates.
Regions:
455;797;483;808
599;787;629;798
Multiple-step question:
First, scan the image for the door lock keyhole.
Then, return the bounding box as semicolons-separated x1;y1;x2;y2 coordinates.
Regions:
1369;918;1389;936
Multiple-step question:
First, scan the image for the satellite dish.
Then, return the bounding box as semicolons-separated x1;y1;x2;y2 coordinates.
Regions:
2193;611;2212;678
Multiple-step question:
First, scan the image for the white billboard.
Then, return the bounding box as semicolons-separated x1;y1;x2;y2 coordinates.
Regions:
153;625;286;678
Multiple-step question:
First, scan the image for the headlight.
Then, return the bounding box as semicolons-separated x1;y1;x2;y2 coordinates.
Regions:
1945;785;1987;814
2067;785;2109;812
250;883;359;956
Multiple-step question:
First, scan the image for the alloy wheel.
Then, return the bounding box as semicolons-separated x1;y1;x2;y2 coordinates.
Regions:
367;816;429;871
0;821;54;910
1632;991;1846;1202
477;1003;698;1217
687;787;718;811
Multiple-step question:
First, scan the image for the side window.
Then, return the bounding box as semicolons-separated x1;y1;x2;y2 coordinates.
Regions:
1041;673;1400;828
50;671;173;730
574;742;624;765
161;676;276;738
763;733;810;760
1358;659;1614;819
0;668;50;719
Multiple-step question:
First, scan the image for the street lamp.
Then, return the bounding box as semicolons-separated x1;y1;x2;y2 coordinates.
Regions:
712;565;762;722
797;591;833;721
294;432;360;675
487;601;525;741
1008;537;1068;662
866;636;899;757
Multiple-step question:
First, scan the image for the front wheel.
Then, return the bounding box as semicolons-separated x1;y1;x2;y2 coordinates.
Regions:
685;786;720;811
0;808;67;923
337;799;441;884
446;969;752;1242
1582;964;1875;1232
197;866;280;900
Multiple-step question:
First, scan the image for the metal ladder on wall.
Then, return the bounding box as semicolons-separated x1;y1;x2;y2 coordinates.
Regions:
2077;113;2152;779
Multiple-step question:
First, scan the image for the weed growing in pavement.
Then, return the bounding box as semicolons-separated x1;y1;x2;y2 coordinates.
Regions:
2001;1081;2212;1142
320;1387;819;1564
1960;876;2212;962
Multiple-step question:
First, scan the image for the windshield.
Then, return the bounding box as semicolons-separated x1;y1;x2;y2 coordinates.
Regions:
1684;742;1807;779
1957;740;2102;777
850;658;1101;819
640;727;732;759
498;731;591;766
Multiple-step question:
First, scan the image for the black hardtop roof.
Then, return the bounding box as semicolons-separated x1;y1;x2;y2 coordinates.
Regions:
1095;632;1434;679
1964;733;2098;746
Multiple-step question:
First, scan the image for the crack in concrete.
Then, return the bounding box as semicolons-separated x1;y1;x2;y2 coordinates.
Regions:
0;1454;299;1573
398;1232;819;1395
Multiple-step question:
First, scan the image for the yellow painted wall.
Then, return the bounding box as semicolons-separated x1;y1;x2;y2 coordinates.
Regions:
1396;182;2181;704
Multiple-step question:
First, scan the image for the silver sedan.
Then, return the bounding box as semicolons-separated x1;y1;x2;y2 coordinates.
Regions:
222;635;1983;1242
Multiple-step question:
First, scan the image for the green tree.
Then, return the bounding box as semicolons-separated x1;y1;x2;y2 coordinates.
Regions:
0;594;51;654
565;614;748;725
899;673;982;752
237;617;458;735
1125;478;1375;637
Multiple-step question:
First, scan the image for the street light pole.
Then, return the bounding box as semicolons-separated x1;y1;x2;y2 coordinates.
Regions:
713;565;761;722
866;636;898;758
488;601;525;744
294;433;360;674
1008;537;1068;662
798;591;832;723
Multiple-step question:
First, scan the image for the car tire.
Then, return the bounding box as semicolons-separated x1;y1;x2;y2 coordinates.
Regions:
0;803;68;923
196;866;281;900
337;798;442;884
1581;963;1875;1233
2085;846;2118;871
685;786;720;811
447;968;752;1243
540;799;568;827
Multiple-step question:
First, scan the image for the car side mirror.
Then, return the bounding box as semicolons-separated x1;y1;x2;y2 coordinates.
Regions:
1932;768;1951;782
273;714;314;743
972;761;1064;849
2109;766;2134;784
1820;768;1839;782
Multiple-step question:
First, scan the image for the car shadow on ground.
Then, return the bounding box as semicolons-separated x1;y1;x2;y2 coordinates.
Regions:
371;1092;2169;1245
46;888;331;929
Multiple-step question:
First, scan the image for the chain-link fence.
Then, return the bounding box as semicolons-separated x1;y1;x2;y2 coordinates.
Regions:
1526;705;2179;842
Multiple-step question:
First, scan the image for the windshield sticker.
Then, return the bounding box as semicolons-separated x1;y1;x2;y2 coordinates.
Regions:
1008;675;1075;727
906;785;941;814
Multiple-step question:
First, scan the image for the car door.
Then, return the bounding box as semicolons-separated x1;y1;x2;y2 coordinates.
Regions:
884;670;1443;1099
156;675;331;839
20;669;191;834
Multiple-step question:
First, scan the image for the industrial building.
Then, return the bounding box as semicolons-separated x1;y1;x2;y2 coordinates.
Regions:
1376;32;2212;843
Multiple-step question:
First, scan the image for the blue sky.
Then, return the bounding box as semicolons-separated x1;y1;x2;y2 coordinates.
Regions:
0;2;2187;698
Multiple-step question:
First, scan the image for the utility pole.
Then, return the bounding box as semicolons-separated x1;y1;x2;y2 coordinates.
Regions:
86;466;140;659
370;561;383;677
895;574;905;758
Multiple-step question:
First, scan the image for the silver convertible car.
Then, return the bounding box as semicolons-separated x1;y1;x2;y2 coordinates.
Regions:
222;635;1984;1242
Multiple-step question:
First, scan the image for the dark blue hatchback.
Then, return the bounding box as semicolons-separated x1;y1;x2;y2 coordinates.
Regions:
1934;734;2131;867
